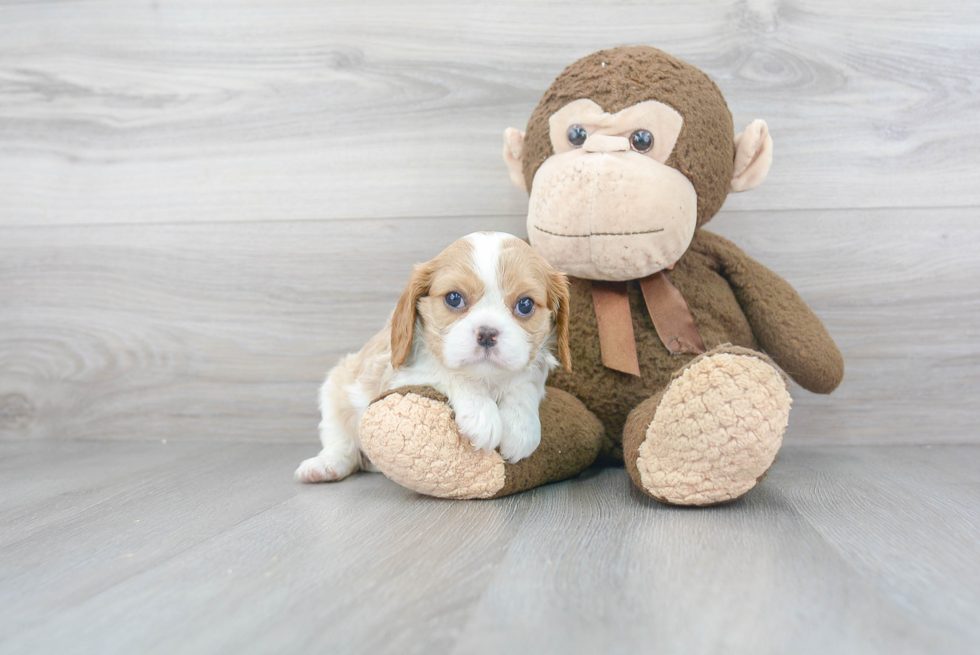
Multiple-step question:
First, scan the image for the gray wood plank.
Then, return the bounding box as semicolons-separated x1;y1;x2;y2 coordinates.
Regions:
449;473;951;655
0;0;978;226
0;441;534;655
2;207;977;445
0;442;302;635
2;442;978;654
769;445;980;647
0;440;224;535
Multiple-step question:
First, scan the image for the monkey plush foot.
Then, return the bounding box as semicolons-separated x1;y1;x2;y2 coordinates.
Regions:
359;386;603;500
623;347;791;506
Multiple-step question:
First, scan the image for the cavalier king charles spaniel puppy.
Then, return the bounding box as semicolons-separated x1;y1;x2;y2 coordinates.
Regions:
295;231;571;483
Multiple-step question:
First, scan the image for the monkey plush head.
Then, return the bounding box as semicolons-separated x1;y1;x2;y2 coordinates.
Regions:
503;46;773;281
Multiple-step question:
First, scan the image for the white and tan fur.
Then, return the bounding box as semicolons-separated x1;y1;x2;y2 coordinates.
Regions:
295;232;571;483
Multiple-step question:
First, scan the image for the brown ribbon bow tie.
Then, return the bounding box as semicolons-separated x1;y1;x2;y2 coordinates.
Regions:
591;271;706;376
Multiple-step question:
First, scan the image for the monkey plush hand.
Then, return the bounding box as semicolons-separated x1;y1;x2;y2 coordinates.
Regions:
360;46;844;504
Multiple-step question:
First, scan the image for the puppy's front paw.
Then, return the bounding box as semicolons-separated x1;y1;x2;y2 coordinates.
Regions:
453;396;503;453
294;452;358;483
499;408;542;464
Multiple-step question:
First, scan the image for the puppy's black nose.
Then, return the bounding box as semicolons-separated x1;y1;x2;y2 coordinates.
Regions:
477;326;499;348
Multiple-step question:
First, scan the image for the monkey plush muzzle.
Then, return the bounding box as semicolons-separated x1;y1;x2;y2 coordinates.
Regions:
527;146;697;281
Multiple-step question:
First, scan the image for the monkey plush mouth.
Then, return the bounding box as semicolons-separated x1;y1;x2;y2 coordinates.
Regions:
531;225;665;238
528;219;690;281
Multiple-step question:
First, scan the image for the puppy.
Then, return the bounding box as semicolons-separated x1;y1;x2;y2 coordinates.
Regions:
295;231;571;483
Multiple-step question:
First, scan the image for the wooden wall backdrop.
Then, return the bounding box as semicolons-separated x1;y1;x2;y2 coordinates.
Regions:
1;0;978;445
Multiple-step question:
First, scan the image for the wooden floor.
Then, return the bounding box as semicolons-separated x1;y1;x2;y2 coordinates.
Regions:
1;441;978;655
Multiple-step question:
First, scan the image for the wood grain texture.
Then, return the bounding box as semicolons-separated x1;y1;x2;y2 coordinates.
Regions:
773;446;980;646
0;0;978;226
2;208;977;445
1;441;978;654
1;3;976;652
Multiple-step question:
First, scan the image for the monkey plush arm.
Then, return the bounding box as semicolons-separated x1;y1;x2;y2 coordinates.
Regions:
691;230;844;394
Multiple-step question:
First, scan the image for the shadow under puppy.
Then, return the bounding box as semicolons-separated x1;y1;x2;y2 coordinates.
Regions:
295;231;571;483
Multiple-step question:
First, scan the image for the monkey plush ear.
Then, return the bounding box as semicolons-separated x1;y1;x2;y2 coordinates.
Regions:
502;128;528;193
731;119;773;193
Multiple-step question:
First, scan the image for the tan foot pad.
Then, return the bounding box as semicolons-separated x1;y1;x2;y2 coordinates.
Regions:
637;353;791;505
359;392;506;499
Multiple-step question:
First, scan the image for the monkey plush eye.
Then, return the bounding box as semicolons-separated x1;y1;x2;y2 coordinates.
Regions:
567;125;588;147
514;297;535;317
445;292;465;309
630;129;654;153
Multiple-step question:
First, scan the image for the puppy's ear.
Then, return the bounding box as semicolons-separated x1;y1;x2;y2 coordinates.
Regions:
548;269;572;372
391;262;431;369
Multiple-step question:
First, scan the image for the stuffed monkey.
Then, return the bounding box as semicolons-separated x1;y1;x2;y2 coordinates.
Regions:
359;46;843;504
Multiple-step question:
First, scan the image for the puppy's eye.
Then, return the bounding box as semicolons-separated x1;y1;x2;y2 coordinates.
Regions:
630;129;654;153
445;291;465;309
514;297;535;317
567;125;588;148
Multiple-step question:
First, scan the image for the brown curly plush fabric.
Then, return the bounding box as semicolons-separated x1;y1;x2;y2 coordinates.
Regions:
495;386;604;497
361;46;843;505
522;46;735;227
360;230;843;500
547;229;844;459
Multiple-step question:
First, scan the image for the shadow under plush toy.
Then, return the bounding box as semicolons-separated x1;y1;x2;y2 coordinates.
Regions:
359;46;844;504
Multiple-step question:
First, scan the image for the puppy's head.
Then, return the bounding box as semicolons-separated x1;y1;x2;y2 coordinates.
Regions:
391;232;571;375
